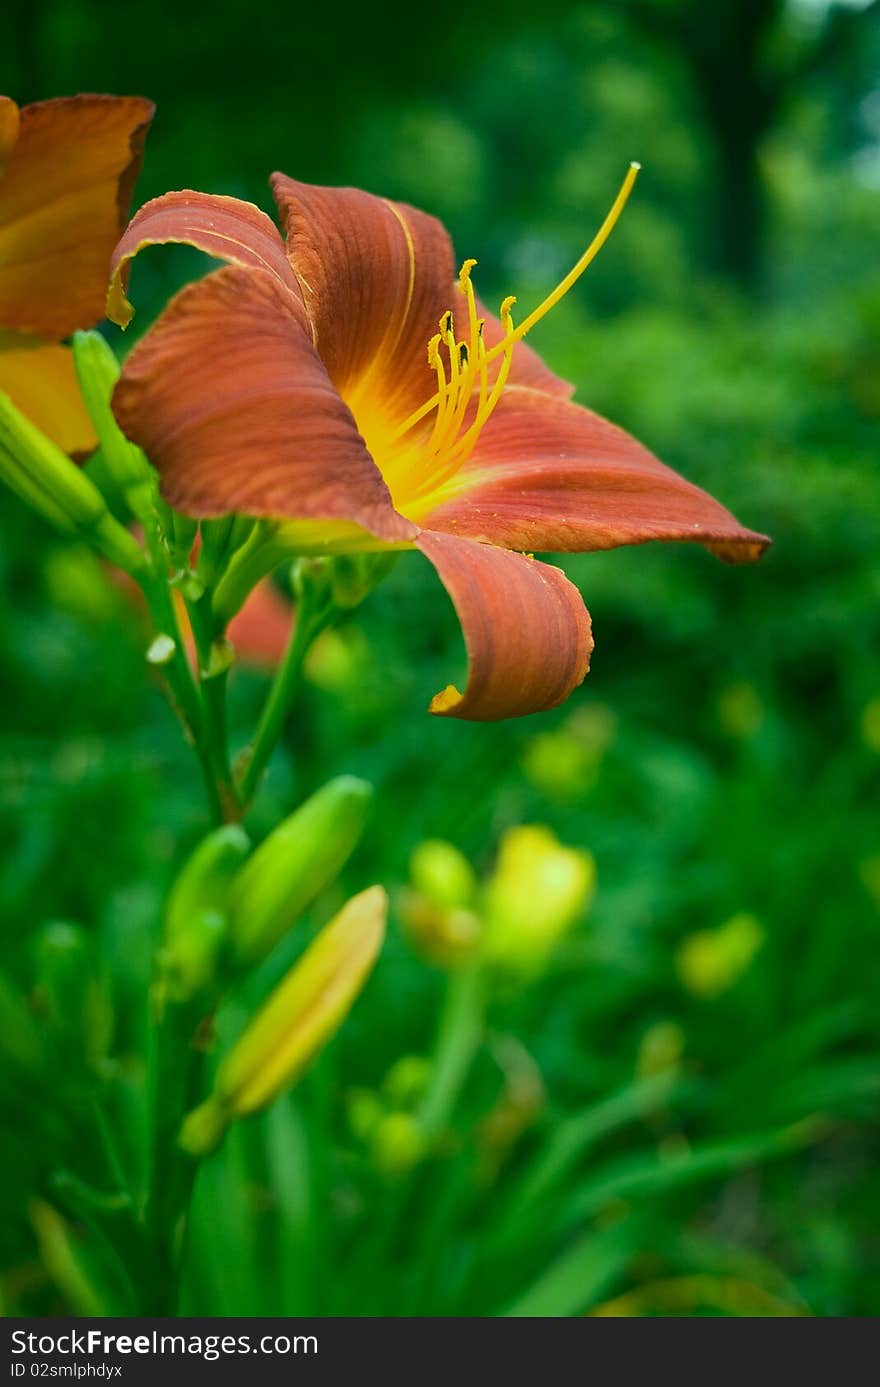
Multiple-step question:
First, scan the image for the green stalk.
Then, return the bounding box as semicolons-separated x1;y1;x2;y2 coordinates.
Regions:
417;964;487;1141
186;592;241;823
136;518;224;824
142;1000;205;1314
236;584;336;807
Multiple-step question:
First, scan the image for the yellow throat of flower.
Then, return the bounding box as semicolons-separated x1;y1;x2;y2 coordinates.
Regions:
361;162;640;520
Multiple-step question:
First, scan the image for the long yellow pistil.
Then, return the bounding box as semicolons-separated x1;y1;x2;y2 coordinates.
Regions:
390;161;641;494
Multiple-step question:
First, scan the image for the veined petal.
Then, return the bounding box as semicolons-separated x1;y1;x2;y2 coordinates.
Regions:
107;189;297;328
270;175;456;423
112;263;413;541
0;331;96;455
416;531;593;720
419;386;769;563
0;94;153;339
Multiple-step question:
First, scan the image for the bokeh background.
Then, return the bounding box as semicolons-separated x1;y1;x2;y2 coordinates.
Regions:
1;0;879;1316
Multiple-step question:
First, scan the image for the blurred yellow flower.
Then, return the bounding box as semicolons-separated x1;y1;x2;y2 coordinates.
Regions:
676;912;763;999
482;825;596;977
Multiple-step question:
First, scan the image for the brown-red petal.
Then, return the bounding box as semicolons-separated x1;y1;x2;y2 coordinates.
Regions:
415;531;593;721
0;94;154;339
421;386;769;563
270;175;457;424
107;189;297;328
112;263;413;542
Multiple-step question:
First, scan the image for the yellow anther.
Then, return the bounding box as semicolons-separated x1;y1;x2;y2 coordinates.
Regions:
458;257;478;290
388;162;641;499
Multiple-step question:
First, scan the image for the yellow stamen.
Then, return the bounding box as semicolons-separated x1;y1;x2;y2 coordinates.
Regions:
390;162;640;451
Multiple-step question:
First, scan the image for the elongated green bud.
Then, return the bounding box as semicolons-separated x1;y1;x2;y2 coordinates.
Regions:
0;392;144;573
72;331;152;498
180;886;387;1155
159;824;251;1003
227;775;373;967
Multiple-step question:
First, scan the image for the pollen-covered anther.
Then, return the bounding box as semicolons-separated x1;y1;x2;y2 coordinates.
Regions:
394;162;642;499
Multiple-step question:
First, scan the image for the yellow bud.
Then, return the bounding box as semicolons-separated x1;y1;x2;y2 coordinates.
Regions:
410;839;477;909
676;913;763;999
482;825;596;977
180;886;387;1155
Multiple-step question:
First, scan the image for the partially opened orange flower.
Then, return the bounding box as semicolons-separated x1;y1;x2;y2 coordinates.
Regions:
107;167;769;720
0;93;153;453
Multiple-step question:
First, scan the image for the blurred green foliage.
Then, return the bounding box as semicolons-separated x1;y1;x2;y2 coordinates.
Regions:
1;0;879;1317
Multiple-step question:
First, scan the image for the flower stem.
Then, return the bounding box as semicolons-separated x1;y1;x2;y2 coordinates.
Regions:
186;591;242;823
236;583;335;807
142;999;205;1313
417;964;487;1141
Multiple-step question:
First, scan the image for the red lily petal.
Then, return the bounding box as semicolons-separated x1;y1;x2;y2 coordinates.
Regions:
112;263;413;541
107;189;297;328
415;531;593;720
420;386;769;563
270;175;456;423
0;94;153;338
0;331;97;455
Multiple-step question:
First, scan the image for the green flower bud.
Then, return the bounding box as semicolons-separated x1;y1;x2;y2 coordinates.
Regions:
72;331;152;500
227;775;372;967
370;1111;426;1177
160;824;251;1004
0;392;144;573
410;839;477;909
181;886;386;1156
676;913;763;999
382;1055;432;1108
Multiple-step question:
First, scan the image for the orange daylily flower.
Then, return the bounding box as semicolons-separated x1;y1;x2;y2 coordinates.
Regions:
0;92;153;453
106;170;769;720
